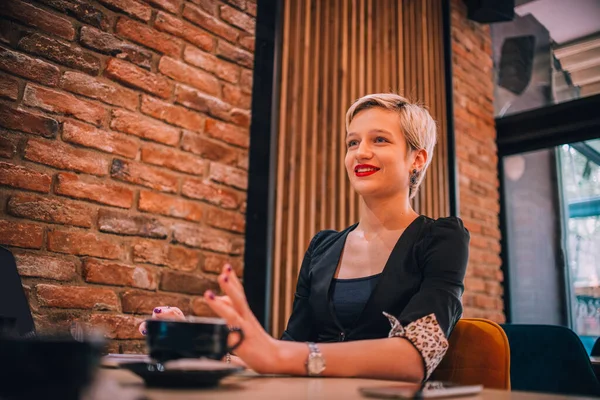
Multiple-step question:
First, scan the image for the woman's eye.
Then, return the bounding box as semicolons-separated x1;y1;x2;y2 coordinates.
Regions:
375;137;388;143
347;140;358;147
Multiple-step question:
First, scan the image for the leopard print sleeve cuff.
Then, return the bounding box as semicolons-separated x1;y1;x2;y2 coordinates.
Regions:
383;312;449;380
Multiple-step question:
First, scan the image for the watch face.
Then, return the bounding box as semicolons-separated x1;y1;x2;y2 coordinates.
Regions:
308;354;325;374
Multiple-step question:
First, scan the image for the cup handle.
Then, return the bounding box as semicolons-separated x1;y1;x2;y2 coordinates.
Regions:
227;327;244;353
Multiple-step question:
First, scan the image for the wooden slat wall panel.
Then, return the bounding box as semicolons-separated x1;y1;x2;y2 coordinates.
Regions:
271;0;449;337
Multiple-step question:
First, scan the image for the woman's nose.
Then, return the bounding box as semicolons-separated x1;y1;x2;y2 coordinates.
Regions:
356;141;373;160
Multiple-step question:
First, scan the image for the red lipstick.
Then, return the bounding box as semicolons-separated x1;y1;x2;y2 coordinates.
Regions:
354;164;380;177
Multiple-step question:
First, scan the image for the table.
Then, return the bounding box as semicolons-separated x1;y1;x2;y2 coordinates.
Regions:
590;356;600;365
96;368;600;400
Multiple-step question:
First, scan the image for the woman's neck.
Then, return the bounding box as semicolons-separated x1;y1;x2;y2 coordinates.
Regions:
357;192;419;234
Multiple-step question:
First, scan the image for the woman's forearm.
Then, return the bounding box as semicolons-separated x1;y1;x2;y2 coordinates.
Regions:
274;337;424;382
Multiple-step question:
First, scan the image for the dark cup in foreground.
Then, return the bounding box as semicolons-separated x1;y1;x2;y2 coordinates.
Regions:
0;337;102;400
146;317;244;362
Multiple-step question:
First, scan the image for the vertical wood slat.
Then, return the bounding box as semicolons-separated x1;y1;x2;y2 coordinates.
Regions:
271;0;450;338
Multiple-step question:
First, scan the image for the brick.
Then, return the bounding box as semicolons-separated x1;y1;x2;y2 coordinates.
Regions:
240;68;253;94
183;46;239;83
237;151;248;170
1;0;75;40
224;0;246;10
160;270;218;295
217;40;253;68
48;229;126;259
97;0;151;22
120;341;146;353
246;2;257;17
0;74;18;100
206;207;245;233
14;251;77;281
0;161;52;192
111;109;180;146
141;143;205;175
62;120;139;159
209;162;247;190
229;108;250;127
222;83;251;108
239;33;255;51
105;58;172;99
116;18;181;57
154;12;214;52
181;131;238;166
83;258;157;290
37;0;112;30
89;314;144;339
0;103;59;138
205;118;249;148
138;191;204;222
189;0;217;13
110;159;179;193
8;193;95;228
141;95;204;131
122;290;191;314
175;85;231;120
56;172;134;209
0;46;60;86
201;251;242;275
98;209;169;239
18;33;100;75
191;297;218;317
25;138;110;176
0;134;18;159
183;4;239;43
33;310;84;335
133;240;201;271
181;177;239;209
80;26;152;70
220;5;255;34
0;18;16;45
37;284;118;311
172;222;234;253
61;71;138;111
23;85;106;126
0;219;44;249
144;0;181;13
159;57;220;96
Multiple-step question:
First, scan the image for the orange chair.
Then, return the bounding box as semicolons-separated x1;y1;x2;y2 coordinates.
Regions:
431;318;511;390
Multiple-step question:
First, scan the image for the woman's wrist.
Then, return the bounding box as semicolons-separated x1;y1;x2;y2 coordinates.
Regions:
271;339;310;376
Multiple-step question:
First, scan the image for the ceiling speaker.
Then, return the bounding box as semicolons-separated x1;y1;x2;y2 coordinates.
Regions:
464;0;515;23
498;35;536;95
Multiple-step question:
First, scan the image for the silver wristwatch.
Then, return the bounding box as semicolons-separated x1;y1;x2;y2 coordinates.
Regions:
305;342;326;376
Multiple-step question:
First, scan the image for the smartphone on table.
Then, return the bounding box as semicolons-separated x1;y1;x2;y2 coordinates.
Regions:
359;381;483;399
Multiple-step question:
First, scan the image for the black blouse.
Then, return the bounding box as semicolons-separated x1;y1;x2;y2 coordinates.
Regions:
280;215;470;345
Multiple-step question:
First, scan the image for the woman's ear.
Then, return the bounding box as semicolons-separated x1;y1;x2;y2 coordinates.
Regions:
412;149;428;171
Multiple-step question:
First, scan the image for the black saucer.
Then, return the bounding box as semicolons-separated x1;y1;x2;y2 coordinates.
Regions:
119;358;244;388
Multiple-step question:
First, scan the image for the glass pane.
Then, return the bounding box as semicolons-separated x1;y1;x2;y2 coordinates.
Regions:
559;140;600;351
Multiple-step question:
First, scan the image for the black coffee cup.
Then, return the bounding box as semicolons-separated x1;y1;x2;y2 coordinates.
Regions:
145;317;244;362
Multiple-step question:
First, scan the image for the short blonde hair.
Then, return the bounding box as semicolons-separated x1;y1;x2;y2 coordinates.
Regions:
345;93;438;199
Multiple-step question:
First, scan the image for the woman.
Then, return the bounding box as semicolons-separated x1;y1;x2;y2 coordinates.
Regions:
140;93;469;382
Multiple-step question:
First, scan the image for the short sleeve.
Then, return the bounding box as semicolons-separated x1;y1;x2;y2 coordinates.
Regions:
280;231;330;342
385;217;469;379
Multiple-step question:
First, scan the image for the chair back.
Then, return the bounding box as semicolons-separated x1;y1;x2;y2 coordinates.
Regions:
501;324;600;397
0;247;36;337
431;318;510;390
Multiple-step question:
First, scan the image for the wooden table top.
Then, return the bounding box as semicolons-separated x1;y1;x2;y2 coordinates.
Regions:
95;368;600;400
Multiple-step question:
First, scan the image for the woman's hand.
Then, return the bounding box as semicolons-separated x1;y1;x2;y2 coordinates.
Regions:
138;306;186;336
204;264;283;374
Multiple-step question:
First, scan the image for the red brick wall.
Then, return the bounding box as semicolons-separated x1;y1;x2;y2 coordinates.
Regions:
0;0;254;352
450;0;504;322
